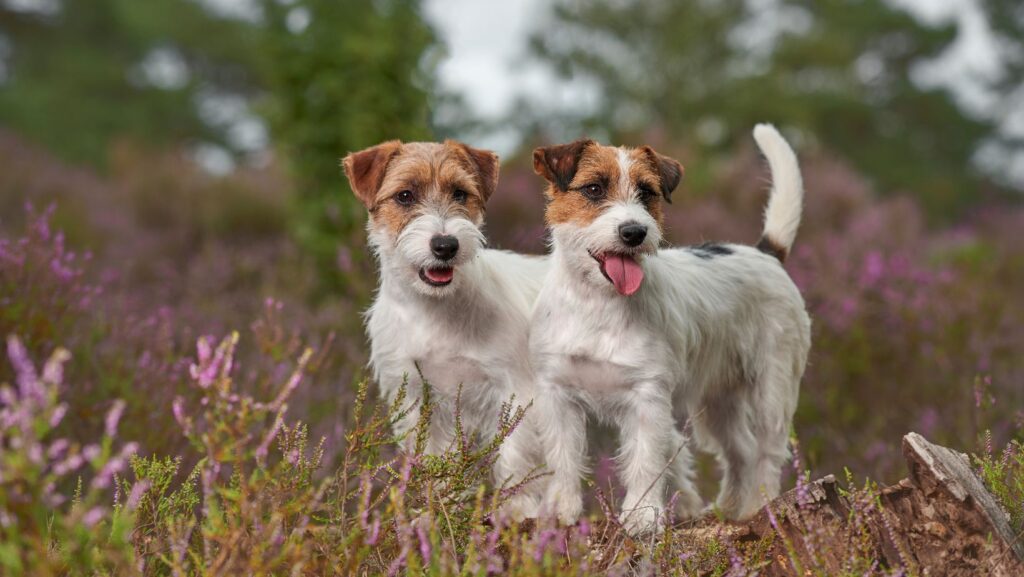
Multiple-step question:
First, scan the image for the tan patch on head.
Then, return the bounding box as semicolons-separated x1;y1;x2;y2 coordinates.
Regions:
540;144;672;230
343;140;402;207
364;141;493;239
638;146;683;203
545;145;618;227
626;148;666;227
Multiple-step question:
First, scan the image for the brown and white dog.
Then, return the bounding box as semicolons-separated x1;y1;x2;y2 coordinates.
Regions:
528;125;811;534
343;140;549;520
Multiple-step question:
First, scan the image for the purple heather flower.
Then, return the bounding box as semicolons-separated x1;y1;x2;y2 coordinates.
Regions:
125;480;151;510
91;442;139;489
104;400;126;437
255;412;284;466
415;523;432;563
83;444;101;462
533;528;559;563
726;543;747;577
47;438;69;459
49;403;68;428
27;442;43;464
42;348;70;386
171;397;187;429
190;337;217;388
82;507;105;528
365;516;381;546
578;517;591;537
53;453;84;476
7;336;41;400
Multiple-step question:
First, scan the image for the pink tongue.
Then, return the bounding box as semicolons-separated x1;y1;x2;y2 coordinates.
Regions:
601;254;644;295
425;267;454;283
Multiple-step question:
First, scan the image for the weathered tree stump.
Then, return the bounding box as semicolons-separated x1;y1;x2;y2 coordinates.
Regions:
710;432;1024;576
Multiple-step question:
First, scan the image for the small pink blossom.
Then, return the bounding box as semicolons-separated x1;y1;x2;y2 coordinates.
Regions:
82;507;105;528
104;400;126;437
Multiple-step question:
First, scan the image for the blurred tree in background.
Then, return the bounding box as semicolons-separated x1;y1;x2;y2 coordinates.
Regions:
260;0;440;289
0;0;441;291
531;0;999;215
0;0;261;167
977;0;1024;188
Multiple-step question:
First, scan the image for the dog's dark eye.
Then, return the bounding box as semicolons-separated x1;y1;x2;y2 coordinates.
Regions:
453;189;469;204
637;184;657;202
395;190;416;206
581;183;605;201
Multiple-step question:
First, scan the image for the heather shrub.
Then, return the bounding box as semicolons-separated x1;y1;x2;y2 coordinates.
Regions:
0;140;365;460
0;335;868;576
1;205;192;458
0;337;139;576
976;434;1024;535
11;331;1015;575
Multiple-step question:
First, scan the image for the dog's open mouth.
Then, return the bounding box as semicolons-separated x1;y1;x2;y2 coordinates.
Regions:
590;252;644;296
419;266;454;287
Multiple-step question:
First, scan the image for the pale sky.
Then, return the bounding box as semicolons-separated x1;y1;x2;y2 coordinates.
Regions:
424;0;1002;139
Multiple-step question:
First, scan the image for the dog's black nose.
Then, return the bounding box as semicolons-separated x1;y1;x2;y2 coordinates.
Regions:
430;235;459;261
618;223;647;247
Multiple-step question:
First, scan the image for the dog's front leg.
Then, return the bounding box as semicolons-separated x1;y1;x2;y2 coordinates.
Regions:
537;382;587;525
617;383;673;535
493;416;542;521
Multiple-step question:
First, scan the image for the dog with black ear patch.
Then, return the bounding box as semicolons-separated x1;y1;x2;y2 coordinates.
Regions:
343;140;549;520
528;125;811;534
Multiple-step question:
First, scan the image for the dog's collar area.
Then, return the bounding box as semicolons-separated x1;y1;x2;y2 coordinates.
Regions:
419;266;454;287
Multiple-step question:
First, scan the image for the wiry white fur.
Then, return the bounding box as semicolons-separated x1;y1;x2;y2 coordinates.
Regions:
366;203;550;520
754;124;803;252
532;131;811;534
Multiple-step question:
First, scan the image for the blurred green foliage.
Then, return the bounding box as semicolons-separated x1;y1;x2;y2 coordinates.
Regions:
0;0;261;167
0;0;439;288
531;0;1005;216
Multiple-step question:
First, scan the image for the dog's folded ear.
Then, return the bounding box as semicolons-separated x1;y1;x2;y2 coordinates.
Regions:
342;140;403;208
533;139;594;193
640;146;683;204
451;141;500;202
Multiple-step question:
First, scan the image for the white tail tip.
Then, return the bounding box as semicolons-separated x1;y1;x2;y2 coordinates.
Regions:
753;124;803;261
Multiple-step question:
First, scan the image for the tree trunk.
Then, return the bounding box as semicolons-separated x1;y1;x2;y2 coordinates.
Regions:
717;433;1024;576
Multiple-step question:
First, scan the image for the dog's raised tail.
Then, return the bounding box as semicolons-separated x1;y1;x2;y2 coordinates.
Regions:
753;124;803;263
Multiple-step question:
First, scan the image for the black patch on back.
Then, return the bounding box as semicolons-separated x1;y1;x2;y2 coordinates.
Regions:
688;242;734;260
755;235;788;262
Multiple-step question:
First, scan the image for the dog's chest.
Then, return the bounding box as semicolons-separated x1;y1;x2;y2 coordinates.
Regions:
532;291;664;390
412;354;490;396
368;299;507;395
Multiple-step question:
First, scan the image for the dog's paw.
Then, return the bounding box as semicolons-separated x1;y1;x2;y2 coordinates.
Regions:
543;483;583;526
499;493;541;522
713;494;762;521
671;488;705;520
619;500;663;536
